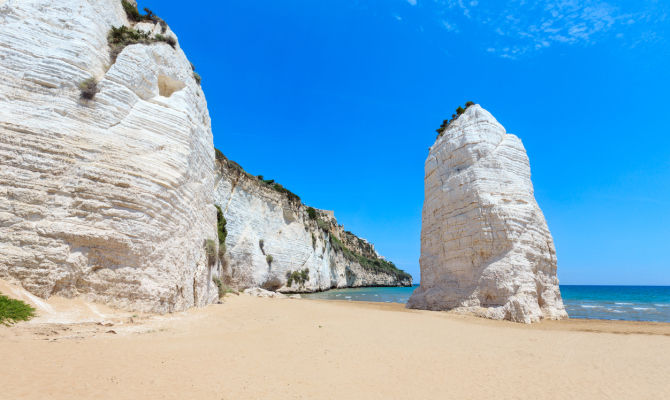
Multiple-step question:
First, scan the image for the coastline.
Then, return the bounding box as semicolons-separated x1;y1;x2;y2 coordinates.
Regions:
2;291;669;399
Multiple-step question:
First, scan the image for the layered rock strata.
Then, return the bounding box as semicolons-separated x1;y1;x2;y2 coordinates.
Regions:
0;0;220;312
407;105;567;323
214;155;412;292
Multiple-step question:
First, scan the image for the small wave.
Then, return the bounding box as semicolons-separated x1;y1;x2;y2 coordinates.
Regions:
615;302;633;305
344;296;352;299
605;309;624;313
654;304;670;307
581;305;602;309
633;307;655;311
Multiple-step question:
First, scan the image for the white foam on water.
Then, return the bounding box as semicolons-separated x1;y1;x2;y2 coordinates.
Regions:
615;302;633;305
633;307;655;311
345;296;352;299
581;305;602;309
654;304;670;307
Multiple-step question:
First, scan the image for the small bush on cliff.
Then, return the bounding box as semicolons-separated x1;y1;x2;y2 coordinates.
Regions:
306;207;317;220
286;269;309;287
193;72;201;85
266;254;273;266
259;239;265;255
121;1;161;23
107;25;176;63
316;218;330;233
205;239;217;266
212;277;234;298
0;293;36;326
79;78;99;100
215;205;227;259
121;0;143;21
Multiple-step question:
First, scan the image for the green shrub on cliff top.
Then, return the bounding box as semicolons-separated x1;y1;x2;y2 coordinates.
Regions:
435;101;476;139
107;25;176;63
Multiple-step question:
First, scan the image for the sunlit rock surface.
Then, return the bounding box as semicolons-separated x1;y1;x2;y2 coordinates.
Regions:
0;0;220;312
407;105;567;323
214;156;412;292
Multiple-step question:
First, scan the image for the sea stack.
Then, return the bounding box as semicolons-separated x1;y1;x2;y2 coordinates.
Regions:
407;104;567;323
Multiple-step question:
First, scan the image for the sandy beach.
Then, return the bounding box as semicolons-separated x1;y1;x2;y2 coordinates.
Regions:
2;287;670;400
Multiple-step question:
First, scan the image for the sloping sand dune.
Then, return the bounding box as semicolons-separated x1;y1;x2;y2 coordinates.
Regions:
2;283;669;400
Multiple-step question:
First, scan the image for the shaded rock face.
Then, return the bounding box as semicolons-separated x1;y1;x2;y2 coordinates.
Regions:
407;105;567;323
0;0;220;312
214;157;412;293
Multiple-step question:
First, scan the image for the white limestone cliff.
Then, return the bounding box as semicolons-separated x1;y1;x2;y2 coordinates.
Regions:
407;105;567;323
214;155;412;292
0;0;221;312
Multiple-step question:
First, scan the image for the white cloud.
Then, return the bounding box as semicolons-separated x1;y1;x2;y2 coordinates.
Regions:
441;20;458;32
424;0;665;58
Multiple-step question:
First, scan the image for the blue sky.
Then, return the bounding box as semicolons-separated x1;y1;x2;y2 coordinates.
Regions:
139;0;670;285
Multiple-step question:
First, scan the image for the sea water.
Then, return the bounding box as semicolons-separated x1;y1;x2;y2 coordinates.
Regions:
302;285;670;323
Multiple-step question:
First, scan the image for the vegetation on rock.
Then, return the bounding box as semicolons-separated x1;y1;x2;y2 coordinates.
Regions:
286;268;310;287
79;77;99;100
215;205;227;260
121;0;166;29
329;235;411;282
0;293;35;326
266;254;273;266
107;25;176;63
435;101;476;139
212;277;234;298
306;207;317;220
205;239;217;266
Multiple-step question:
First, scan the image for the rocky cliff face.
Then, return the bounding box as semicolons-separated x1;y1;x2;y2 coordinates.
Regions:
0;0;221;312
407;105;567;323
214;155;412;292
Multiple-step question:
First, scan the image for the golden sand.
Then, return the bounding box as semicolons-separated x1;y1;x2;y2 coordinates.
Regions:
2;285;669;400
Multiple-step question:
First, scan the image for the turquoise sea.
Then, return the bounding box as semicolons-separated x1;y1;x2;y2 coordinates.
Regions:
302;285;670;323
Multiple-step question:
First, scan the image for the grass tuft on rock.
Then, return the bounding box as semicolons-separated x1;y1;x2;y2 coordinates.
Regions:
205;239;217;266
79;78;99;100
212;277;234;298
0;293;36;326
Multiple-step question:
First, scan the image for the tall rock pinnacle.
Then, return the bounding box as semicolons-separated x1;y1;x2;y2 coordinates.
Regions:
407;105;567;323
